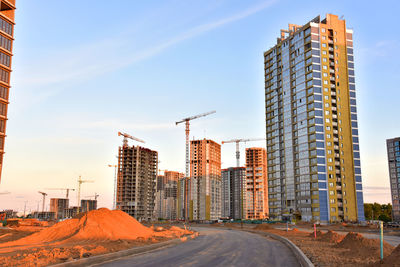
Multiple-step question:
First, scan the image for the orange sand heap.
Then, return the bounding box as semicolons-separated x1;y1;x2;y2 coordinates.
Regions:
375;244;400;267
0;208;155;247
318;230;344;243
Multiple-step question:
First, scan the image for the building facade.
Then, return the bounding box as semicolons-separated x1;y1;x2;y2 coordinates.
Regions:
50;198;69;220
264;14;364;222
188;139;221;221
222;167;246;219
245;148;268;219
81;199;97;213
387;137;400;222
117;145;158;221
155;171;184;220
0;0;15;182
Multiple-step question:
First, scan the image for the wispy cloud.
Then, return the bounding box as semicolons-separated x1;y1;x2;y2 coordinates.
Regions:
16;1;276;88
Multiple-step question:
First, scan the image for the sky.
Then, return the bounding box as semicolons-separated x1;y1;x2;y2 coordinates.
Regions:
0;0;399;212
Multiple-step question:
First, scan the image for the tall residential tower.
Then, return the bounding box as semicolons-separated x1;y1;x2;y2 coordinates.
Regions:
387;137;400;222
222;167;246;219
0;0;15;182
264;14;364;222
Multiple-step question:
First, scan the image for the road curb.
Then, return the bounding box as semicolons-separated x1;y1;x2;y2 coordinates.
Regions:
50;235;196;267
244;229;314;267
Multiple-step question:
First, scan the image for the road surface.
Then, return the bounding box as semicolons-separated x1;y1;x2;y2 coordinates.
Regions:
95;227;301;267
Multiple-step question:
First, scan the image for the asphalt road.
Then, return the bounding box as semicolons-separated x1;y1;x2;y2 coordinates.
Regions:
95;227;301;267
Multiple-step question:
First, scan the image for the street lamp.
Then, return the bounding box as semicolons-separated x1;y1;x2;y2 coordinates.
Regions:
108;164;118;210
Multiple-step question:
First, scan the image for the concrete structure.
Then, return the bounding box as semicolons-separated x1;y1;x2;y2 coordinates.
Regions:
50;198;69;220
264;14;364;222
387;137;400;222
81;199;97;213
117;145;158;221
245;148;268;219
188;139;221;221
222;167;246;219
155;171;184;220
33;211;55;221
0;0;15;182
177;177;189;220
64;207;79;218
1;209;16;218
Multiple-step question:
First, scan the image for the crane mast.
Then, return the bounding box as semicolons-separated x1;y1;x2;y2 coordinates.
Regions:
222;138;266;167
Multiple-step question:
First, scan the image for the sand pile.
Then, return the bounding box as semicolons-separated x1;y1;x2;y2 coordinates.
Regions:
373;244;400;266
318;230;344;243
336;232;393;258
254;224;271;230
309;230;322;238
0;208;154;246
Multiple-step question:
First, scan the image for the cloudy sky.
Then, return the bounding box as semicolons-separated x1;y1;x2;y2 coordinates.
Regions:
0;0;399;212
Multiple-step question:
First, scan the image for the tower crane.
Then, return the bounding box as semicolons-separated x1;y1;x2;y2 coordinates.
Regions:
118;132;145;148
175;110;216;178
222;138;266;167
85;193;99;201
45;188;75;199
77;176;94;213
38;191;48;212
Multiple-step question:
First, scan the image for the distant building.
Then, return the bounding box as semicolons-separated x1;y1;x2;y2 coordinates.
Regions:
33;211;55;221
1;209;17;219
245;148;268;220
50;198;69;219
0;0;16;182
264;14;364;222
81;199;97;213
177;177;189;220
64;207;79;218
117;144;158;221
188;139;221;221
222;167;246;219
155;171;184;220
387;137;400;222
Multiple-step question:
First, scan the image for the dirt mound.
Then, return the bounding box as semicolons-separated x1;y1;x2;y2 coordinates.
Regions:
318;230;343;243
374;244;400;266
254;224;271;230
309;230;322;238
0;208;154;246
336;232;394;258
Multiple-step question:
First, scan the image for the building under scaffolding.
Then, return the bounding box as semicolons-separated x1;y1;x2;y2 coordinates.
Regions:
117;144;158;221
50;198;69;220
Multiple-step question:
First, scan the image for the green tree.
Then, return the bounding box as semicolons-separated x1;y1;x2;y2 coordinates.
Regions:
364;203;392;221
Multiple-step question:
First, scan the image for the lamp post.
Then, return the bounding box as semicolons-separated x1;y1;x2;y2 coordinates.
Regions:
108;164;118;210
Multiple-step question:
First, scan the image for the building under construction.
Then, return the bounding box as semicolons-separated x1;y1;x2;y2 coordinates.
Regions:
155;171;184;220
117;144;158;221
245;147;268;219
222;167;246;219
80;199;97;213
187;139;221;221
50;198;69;220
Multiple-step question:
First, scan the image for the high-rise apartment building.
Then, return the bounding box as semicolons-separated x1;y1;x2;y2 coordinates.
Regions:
222;167;246;219
81;199;97;213
0;1;15;182
117;145;158;221
50;198;69;220
264;14;364;222
188;139;221;221
155;170;184;220
245;148;268;219
387;137;400;222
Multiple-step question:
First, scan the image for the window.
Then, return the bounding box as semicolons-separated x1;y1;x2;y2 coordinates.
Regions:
323;73;328;77
322;36;326;40
0;69;9;83
326;118;330;123
322;43;327;48
0;51;10;67
327;134;331;138
329;190;334;195
323;65;327;70
330;199;335;203
325;110;330;115
324;87;329;92
322;50;327;55
323;58;327;62
0;35;11;52
0;86;7;100
0;17;13;36
324;95;329;100
321;28;326;33
328;158;333;163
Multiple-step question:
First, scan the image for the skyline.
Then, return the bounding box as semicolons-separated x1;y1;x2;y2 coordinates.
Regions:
1;0;400;212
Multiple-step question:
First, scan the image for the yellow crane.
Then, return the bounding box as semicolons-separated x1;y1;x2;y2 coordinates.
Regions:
77;176;94;213
222;138;266;167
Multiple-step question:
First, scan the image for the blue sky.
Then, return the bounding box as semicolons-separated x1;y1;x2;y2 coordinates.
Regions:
0;0;399;212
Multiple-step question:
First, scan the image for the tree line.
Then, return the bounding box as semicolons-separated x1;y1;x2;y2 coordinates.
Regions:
364;203;392;222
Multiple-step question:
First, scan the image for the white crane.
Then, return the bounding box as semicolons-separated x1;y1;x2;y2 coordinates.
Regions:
45;188;75;199
175;110;216;178
222;138;266;167
118;132;145;148
38;191;48;212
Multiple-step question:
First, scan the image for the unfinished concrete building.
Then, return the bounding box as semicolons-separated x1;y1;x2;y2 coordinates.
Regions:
246;147;268;219
50;198;69;220
155;171;184;220
189;139;221;221
222;167;246;219
117;145;158;221
80;199;97;213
